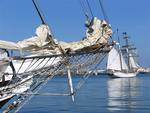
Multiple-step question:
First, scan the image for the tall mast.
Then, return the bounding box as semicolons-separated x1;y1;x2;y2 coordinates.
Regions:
122;32;130;70
117;29;123;71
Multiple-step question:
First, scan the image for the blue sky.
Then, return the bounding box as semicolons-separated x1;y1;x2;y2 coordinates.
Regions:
0;0;150;67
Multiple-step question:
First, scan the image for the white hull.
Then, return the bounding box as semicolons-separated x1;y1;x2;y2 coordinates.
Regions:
113;71;137;78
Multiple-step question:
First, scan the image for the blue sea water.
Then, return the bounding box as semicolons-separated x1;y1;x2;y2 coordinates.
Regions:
2;74;150;113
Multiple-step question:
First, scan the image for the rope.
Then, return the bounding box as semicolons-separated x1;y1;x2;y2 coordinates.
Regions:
86;0;94;18
24;58;35;72
2;44;112;113
98;0;109;24
78;0;90;20
13;62;63;113
74;52;107;94
12;92;70;96
16;59;25;74
32;0;56;44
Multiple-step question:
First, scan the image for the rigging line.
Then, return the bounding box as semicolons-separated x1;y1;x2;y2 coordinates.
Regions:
78;0;89;20
25;58;40;72
35;0;57;42
32;0;56;41
14;62;64;113
86;0;94;18
33;58;46;70
1;75;33;93
34;57;58;75
39;57;52;69
98;0;109;24
80;54;93;67
34;0;48;24
24;58;35;72
13;92;70;96
16;59;26;74
32;0;46;24
74;52;107;94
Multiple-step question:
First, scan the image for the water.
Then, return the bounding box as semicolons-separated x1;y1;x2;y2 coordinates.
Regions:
2;74;150;113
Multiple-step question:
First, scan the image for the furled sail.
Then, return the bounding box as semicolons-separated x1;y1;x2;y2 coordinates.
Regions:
0;24;56;51
0;17;112;54
59;17;112;51
17;24;55;50
107;47;128;71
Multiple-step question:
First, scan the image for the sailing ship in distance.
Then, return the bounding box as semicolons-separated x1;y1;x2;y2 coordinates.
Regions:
107;32;139;77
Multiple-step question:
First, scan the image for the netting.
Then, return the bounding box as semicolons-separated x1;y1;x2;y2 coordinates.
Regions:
1;43;113;113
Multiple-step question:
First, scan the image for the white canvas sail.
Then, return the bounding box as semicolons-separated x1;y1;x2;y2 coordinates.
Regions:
107;47;128;71
129;53;139;69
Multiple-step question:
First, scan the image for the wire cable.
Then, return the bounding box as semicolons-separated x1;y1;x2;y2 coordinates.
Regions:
98;0;109;24
86;0;94;18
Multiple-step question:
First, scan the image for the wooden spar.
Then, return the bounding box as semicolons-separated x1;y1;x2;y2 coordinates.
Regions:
67;65;74;102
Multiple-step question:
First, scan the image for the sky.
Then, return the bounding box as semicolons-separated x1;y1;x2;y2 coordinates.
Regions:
0;0;150;67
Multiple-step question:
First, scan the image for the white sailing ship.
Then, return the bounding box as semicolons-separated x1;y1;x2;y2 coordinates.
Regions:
107;33;139;78
107;47;137;77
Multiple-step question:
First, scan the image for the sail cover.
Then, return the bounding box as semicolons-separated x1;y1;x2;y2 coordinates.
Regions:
0;24;54;51
0;17;112;53
107;47;128;71
59;17;112;51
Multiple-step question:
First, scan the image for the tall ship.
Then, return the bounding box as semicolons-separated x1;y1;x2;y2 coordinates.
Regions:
107;32;139;77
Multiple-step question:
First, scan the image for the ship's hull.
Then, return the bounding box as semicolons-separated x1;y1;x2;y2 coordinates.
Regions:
112;71;137;78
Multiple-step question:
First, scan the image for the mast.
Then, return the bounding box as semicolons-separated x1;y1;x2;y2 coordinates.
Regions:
122;32;130;71
117;29;123;71
122;32;139;71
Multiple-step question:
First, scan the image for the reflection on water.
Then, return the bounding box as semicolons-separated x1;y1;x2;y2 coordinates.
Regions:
107;77;139;111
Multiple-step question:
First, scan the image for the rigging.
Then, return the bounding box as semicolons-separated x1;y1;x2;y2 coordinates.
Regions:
98;0;109;24
32;0;46;24
78;0;90;20
86;0;94;18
